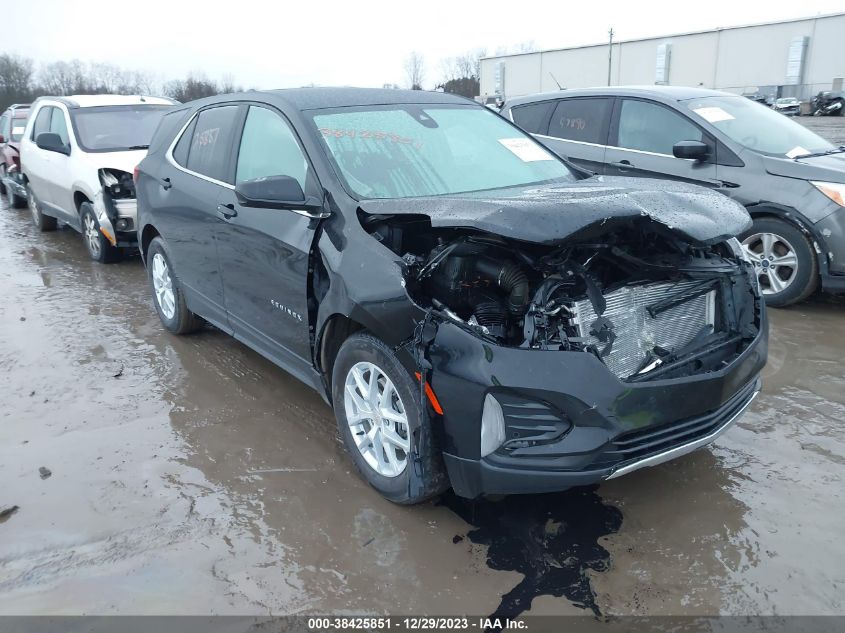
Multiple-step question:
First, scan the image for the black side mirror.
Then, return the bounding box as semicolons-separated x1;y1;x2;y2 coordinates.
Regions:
36;132;70;155
673;140;709;161
234;175;326;216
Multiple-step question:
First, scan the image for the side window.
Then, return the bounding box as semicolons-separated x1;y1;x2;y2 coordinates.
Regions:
32;106;53;140
172;117;196;167
547;98;611;144
49;108;70;146
510;101;554;134
616;99;703;155
185;105;239;182
235;106;308;188
0;115;8;140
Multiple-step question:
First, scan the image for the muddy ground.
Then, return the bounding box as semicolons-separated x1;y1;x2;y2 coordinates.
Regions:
1;122;844;617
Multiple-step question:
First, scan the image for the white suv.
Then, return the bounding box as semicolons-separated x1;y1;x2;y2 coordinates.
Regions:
21;95;175;262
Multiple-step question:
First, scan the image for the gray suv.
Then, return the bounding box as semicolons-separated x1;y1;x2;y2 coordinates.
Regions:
502;86;845;306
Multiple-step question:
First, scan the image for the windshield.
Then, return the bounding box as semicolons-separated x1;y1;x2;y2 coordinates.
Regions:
312;105;574;199
11;116;28;142
685;96;833;157
776;98;798;105
70;105;171;152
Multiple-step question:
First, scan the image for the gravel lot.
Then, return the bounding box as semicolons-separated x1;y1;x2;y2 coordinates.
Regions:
1;118;843;618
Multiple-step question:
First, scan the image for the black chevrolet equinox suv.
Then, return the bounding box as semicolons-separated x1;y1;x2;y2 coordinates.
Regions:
136;88;767;503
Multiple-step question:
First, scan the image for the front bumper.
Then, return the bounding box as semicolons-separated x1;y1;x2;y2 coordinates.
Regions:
430;310;768;499
2;171;27;199
94;192;138;248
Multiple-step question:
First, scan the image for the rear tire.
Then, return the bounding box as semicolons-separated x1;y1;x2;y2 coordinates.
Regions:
740;217;818;307
146;237;203;335
332;331;448;504
27;185;57;231
80;202;121;263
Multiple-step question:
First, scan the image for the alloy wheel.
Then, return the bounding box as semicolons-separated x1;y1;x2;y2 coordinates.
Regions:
343;361;410;478
151;253;177;320
741;232;799;295
84;213;101;259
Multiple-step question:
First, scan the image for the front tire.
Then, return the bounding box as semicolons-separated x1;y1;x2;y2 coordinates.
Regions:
27;185;57;232
740;217;818;307
332;332;448;504
146;237;203;335
80;203;121;263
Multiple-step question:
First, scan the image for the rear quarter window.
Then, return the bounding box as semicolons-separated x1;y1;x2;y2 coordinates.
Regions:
510;101;554;134
547;98;611;144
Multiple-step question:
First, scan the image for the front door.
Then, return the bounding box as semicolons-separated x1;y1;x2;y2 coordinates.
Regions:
605;98;719;188
215;104;319;365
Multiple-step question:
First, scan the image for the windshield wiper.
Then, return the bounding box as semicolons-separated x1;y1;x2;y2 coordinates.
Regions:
126;144;150;150
793;146;845;159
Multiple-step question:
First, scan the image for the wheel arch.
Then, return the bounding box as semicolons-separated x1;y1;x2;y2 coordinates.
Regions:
744;202;828;276
139;223;161;263
316;313;367;395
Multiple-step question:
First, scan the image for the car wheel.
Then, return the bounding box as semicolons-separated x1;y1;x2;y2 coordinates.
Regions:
740;217;818;307
27;185;57;232
146;237;203;335
332;331;448;504
0;166;7;196
79;202;120;263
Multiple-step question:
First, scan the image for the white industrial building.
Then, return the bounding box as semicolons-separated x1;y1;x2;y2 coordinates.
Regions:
480;12;845;102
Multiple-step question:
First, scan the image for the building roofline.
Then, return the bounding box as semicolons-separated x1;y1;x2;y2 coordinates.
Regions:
480;11;845;61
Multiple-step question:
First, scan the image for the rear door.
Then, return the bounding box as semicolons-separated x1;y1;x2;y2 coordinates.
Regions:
605;98;718;188
214;103;319;365
532;97;612;173
149;104;241;327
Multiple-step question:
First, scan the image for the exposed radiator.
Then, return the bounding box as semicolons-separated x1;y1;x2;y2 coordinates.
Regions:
571;280;716;379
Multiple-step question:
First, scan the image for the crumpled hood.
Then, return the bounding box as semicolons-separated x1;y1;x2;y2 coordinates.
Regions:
761;153;845;183
358;176;751;245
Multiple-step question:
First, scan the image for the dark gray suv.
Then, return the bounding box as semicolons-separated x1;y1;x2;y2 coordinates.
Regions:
502;86;845;306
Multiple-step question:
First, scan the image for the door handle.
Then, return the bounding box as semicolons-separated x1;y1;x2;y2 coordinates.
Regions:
160;177;172;190
610;160;634;170
217;203;237;220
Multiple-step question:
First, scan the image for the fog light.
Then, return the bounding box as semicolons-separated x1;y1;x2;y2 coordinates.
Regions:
480;393;506;457
115;218;131;231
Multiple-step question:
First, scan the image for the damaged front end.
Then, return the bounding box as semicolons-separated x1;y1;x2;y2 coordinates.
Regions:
359;188;767;498
94;168;139;247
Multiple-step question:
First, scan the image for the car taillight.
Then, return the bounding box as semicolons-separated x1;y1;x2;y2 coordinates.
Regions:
133;165;140;183
11;155;20;170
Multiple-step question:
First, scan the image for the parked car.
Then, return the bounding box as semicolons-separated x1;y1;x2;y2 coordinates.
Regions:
0;103;31;208
136;88;766;503
20;95;176;262
772;97;801;116
811;91;845;116
502;86;845;306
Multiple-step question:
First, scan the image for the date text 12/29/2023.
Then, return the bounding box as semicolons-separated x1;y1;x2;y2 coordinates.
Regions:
307;617;528;630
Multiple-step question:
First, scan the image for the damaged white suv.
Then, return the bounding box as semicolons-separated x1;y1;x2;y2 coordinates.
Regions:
20;95;175;262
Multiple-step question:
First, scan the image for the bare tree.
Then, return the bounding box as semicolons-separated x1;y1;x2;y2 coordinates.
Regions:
437;48;486;98
404;51;425;90
514;40;537;53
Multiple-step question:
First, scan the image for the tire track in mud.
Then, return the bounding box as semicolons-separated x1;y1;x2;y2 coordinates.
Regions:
441;486;622;619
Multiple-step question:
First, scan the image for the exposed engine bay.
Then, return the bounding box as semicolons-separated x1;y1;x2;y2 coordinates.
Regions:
98;168;138;234
363;213;760;382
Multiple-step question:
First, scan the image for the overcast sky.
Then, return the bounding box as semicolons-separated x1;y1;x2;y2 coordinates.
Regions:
6;0;845;90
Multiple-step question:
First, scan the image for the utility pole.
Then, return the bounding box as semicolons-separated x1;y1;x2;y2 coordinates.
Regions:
607;28;614;86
